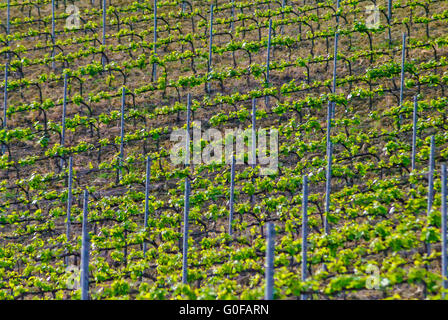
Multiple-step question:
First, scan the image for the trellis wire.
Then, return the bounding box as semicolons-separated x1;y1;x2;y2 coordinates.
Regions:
411;96;418;173
265;222;275;300
399;32;406;127
426;136;435;255
65;156;73;266
442;164;447;299
265;19;272;108
81;189;90;300
152;0;158;82
143;156;151;255
206;4;214;93
51;0;56;70
182;177;191;284
119;86;125;182
2;64;8;155
60;73;68;170
301;175;309;300
228;154;236;236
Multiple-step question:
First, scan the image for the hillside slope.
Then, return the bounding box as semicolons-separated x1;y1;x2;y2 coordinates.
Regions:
1;0;448;299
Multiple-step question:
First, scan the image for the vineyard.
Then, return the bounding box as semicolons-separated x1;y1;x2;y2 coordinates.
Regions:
1;0;448;300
